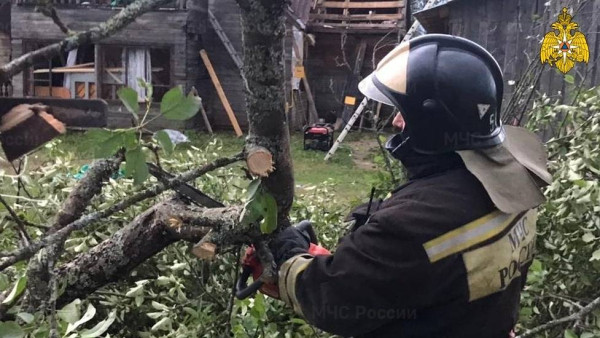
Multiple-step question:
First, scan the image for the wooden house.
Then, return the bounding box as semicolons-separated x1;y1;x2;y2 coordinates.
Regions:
302;0;407;127
2;0;313;130
4;0;594;132
1;0;407;131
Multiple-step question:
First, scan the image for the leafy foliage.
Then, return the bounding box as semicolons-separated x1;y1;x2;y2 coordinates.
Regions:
240;179;278;234
0;132;351;336
84;83;200;185
519;87;600;337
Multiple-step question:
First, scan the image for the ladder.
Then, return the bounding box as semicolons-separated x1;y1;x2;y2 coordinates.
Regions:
208;10;245;76
324;0;438;161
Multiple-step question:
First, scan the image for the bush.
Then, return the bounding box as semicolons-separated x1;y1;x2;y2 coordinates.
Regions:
519;87;600;338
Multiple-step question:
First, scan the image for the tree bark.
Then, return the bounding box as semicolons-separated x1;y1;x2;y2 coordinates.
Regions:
239;0;295;222
27;154;124;309
56;201;241;307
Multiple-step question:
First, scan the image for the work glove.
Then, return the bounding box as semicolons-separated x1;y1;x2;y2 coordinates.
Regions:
238;221;330;300
268;225;311;267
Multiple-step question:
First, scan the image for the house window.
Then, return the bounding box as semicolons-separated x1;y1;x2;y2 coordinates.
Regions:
101;46;172;102
25;41;95;98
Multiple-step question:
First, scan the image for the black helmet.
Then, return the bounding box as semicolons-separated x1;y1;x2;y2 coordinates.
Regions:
359;34;505;154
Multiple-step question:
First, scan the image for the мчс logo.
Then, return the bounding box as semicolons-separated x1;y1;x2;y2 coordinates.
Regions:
540;7;589;74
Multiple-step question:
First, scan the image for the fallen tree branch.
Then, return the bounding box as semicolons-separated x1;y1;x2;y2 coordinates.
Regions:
56;200;242;307
26;152;125;309
0;195;31;246
516;295;600;338
0;153;243;271
0;0;172;82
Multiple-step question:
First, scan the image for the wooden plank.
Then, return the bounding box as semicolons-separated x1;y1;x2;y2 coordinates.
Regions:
321;1;403;9
310;13;403;21
199;49;243;137
292;38;319;124
308;22;400;31
199;101;213;134
94;45;103;99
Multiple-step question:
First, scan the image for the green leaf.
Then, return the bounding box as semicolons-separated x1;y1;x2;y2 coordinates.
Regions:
239;197;263;226
135;295;144;307
151;317;172;332
151;301;170;312
0;273;9;291
564;329;578;338
246;179;261;200
259;192;278;234
57;298;81;324
117;87;140;123
15;313;34;324
154;130;174;155
125;284;144;298
2;275;27;305
66;303;96;334
146;312;165;320
79;310;116;338
582;233;595;243
564;74;575;84
289;318;307;325
137;78;153;100
590;249;600;261
0;321;24;338
530;259;543;273
85;129;138;158
160;86;201;120
125;147;149;185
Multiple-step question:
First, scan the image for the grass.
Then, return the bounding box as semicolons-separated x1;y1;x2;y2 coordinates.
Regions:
186;131;384;205
2;130;387;206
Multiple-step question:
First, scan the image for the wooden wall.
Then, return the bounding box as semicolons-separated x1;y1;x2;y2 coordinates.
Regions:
9;6;192;128
441;0;600;102
10;6;189;91
305;32;398;122
0;1;9;72
203;0;247;130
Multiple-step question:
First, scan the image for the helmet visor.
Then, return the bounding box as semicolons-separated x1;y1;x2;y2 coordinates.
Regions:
358;73;395;106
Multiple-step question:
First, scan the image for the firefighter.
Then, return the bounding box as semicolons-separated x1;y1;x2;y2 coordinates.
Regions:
268;34;552;337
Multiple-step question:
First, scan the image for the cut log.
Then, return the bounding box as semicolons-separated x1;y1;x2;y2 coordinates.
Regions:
246;146;275;177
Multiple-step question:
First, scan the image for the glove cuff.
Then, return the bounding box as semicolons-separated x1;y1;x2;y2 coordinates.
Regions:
278;253;314;317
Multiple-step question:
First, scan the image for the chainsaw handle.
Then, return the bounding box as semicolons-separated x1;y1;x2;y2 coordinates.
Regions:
235;266;264;300
235;221;319;300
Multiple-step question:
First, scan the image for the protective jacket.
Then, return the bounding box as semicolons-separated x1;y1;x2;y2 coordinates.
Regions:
278;149;538;338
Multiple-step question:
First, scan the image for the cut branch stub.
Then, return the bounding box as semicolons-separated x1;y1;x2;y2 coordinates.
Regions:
191;231;217;260
246;146;274;177
192;242;217;260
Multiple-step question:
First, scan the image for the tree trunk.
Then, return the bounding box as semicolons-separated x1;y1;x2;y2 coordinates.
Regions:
240;0;294;222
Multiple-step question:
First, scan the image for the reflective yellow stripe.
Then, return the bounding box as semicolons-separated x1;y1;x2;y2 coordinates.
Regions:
423;211;520;263
278;254;314;317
